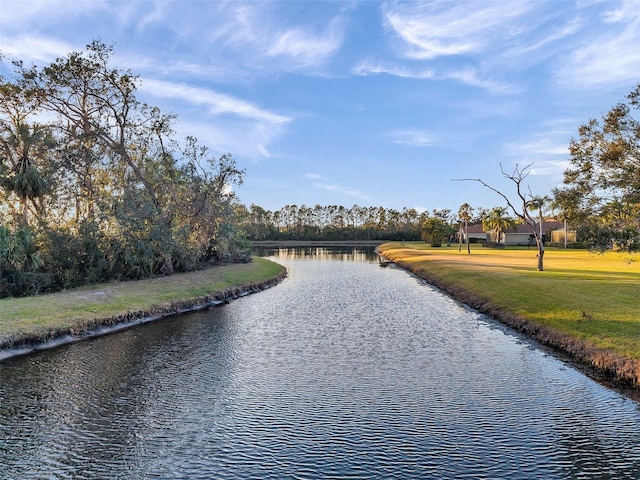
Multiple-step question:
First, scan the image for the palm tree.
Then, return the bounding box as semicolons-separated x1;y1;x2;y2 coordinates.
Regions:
482;207;516;245
458;203;473;254
0;122;51;227
526;195;549;243
0;225;42;273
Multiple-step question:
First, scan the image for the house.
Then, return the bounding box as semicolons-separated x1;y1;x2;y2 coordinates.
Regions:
461;223;487;243
485;220;576;246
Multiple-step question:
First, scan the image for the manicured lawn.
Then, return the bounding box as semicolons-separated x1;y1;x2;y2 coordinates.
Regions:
378;243;640;360
0;257;285;344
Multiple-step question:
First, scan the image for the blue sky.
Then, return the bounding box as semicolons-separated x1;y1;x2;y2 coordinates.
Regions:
1;1;639;213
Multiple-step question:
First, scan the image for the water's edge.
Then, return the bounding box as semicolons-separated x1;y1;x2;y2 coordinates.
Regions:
377;249;640;400
0;268;287;362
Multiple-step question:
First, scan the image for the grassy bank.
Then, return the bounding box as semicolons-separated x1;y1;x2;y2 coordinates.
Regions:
378;242;640;388
0;257;286;352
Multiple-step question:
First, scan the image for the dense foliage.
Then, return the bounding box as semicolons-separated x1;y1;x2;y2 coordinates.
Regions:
0;42;248;298
554;82;640;252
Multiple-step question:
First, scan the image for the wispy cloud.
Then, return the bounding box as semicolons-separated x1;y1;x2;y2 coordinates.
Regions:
305;174;372;202
352;58;434;78
556;0;640;87
304;173;325;181
0;0;106;25
504;137;570;179
353;60;513;94
204;3;345;74
512;17;583;56
444;68;517;95
0;35;75;63
140;78;291;126
382;1;534;60
139;78;291;159
265;17;344;68
385;130;438;147
178;118;283;159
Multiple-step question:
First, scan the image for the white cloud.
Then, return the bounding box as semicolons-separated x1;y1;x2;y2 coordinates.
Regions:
0;0;106;24
266;17;344;68
512;17;583;56
382;1;534;60
352;58;434;78
139;78;291;159
385;130;437;147
0;35;75;63
140;78;290;126
204;3;345;74
602;0;640;23
528;160;571;177
504;137;570;179
444;68;517;95
505;138;569;158
556;0;640;87
352;59;513;94
304;173;326;180
307;176;372;202
178;118;282;160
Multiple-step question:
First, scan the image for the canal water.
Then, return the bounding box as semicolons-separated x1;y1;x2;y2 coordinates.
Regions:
1;247;639;479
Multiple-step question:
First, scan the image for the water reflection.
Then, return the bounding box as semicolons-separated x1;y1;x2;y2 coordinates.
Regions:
252;246;379;262
1;247;640;479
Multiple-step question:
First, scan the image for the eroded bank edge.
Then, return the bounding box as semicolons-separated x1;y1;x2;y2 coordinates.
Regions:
377;249;640;397
0;268;288;362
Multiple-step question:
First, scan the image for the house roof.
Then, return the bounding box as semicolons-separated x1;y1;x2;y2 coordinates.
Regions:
467;220;566;234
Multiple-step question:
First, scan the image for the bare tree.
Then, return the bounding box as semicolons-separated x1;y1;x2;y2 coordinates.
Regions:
456;163;548;271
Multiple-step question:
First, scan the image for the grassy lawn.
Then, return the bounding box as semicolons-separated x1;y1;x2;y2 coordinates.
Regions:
378;242;640;361
0;257;285;345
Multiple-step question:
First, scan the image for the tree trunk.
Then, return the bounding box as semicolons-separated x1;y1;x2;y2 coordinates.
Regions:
465;220;470;254
537;241;545;271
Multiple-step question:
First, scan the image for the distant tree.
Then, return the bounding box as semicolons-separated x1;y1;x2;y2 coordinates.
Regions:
562;83;640;251
481;207;515;246
550;188;584;249
458;203;473;254
421;216;451;247
526;195;549;244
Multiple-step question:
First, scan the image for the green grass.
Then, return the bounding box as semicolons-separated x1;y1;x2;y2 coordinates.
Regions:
0;257;285;343
378;242;640;361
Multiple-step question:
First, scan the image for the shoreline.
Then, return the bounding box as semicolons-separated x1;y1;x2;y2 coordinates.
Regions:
377;246;640;398
0;259;287;362
250;240;385;247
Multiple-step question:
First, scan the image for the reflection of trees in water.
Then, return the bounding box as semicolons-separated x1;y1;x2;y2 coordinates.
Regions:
254;246;379;263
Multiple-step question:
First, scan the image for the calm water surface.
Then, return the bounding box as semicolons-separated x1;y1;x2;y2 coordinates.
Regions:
1;247;640;479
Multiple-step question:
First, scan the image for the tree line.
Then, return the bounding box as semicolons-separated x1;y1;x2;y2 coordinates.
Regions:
0;41;248;298
237;204;436;242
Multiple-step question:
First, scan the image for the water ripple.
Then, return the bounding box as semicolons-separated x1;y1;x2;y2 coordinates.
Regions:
2;248;640;479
